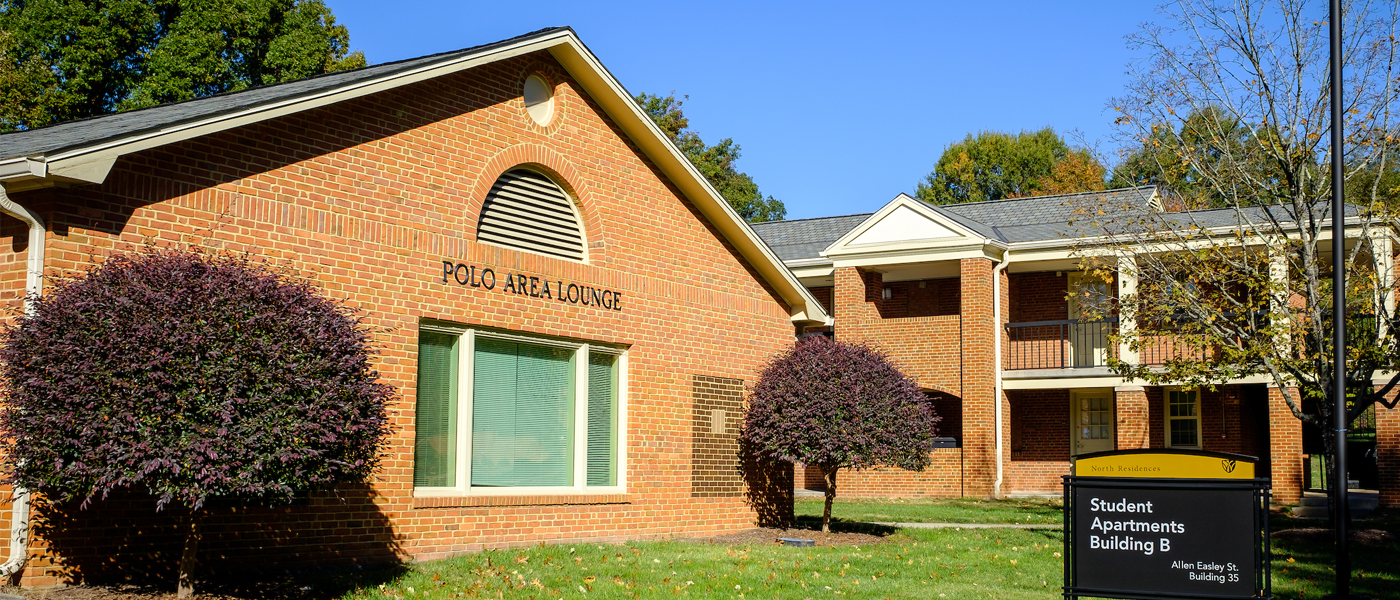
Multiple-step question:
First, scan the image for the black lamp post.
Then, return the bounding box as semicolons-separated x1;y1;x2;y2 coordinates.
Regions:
1322;0;1362;598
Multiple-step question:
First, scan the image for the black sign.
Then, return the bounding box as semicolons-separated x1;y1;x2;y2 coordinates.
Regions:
1075;484;1257;595
1064;476;1270;600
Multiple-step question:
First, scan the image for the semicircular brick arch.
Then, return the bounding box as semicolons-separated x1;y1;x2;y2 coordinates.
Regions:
466;144;607;264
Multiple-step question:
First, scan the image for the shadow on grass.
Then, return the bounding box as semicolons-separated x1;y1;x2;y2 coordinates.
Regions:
791;515;900;536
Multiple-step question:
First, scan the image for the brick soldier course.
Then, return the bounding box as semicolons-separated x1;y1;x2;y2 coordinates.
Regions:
0;28;828;588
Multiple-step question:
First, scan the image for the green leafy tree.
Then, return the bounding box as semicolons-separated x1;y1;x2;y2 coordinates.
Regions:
635;92;786;223
915;127;1106;205
0;0;366;131
1077;0;1400;500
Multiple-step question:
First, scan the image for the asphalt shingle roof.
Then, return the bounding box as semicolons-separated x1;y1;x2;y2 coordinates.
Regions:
0;27;570;161
750;213;871;262
934;187;1159;243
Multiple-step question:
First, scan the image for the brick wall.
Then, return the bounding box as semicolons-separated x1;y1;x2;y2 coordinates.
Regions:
1376;388;1398;507
1115;387;1149;450
817;450;964;498
1269;387;1305;505
4;52;798;586
1009;272;1068;322
1007;390;1070;494
833;268;962;395
691;375;745;498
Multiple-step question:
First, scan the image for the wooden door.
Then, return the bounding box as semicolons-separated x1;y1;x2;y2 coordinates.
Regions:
1071;390;1115;455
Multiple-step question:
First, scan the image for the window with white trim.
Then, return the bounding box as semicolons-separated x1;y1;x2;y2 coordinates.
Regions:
413;325;625;495
1165;388;1201;449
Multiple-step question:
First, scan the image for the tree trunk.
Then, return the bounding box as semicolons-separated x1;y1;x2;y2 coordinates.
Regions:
822;467;838;533
177;510;202;599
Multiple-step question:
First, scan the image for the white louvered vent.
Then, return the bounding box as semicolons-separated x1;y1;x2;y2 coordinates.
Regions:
477;169;585;261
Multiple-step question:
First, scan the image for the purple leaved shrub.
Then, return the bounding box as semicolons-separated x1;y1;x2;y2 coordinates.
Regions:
741;336;937;531
0;249;395;512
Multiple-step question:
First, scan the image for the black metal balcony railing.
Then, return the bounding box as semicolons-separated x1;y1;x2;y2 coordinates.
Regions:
1004;319;1118;370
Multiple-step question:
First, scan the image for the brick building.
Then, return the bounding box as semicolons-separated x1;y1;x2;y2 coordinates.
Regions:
752;190;1399;505
0;28;828;587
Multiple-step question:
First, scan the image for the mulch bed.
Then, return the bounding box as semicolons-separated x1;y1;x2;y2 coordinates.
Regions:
1271;528;1398;546
3;581;324;600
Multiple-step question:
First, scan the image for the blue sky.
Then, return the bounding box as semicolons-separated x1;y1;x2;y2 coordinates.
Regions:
331;1;1165;219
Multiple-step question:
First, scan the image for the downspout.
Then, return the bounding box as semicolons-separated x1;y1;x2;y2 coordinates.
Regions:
992;250;1011;499
0;184;43;579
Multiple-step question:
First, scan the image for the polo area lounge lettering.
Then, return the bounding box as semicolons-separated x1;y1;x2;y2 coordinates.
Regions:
440;261;623;310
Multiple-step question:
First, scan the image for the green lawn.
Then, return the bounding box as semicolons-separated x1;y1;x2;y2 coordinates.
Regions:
1267;511;1400;599
325;502;1400;599
335;527;1065;600
795;496;1063;525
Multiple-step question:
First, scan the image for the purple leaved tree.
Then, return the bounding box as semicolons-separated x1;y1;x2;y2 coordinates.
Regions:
741;336;938;532
0;249;394;597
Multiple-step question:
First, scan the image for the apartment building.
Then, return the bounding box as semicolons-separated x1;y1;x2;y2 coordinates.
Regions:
753;188;1398;506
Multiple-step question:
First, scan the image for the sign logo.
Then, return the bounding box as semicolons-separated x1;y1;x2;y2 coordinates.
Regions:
1221;460;1237;474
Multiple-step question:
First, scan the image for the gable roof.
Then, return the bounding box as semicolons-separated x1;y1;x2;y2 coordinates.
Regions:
0;27;830;326
750;213;870;262
0;28;570;162
933;186;1158;243
751;187;1163;266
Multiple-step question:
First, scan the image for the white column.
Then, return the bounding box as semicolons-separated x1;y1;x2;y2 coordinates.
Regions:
1117;253;1138;366
1269;250;1290;354
1371;231;1393;337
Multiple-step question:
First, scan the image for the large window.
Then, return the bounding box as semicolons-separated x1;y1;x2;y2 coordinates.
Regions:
1165;388;1201;449
413;325;625;495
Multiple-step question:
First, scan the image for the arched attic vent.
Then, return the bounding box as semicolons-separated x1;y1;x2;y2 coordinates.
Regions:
477;168;585;262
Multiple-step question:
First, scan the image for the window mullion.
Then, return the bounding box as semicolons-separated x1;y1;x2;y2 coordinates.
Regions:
460;330;475;493
574;344;590;489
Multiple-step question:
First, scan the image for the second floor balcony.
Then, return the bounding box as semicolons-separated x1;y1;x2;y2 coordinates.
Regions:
1004;318;1213;371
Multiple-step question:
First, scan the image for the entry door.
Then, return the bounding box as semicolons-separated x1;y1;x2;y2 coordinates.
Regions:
1067;273;1110;368
1071;390;1115;455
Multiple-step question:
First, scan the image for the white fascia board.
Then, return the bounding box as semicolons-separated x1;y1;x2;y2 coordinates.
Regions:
790;264;834;279
0;158;46;181
822;193;979;258
829;242;1001;269
547;40;829;326
1008;216;1375;253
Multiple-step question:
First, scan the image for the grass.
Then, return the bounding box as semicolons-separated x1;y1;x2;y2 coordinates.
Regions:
795;496;1063;525
1266;511;1400;599
326;501;1400;599
336;527;1065;600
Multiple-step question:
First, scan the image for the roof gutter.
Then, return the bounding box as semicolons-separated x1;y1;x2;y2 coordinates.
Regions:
0;182;43;581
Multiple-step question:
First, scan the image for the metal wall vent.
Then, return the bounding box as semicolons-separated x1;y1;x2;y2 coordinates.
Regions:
477;169;585;261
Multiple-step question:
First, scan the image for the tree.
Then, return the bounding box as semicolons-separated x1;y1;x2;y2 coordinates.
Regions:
741;336;938;532
915;127;1106;205
0;0;366;131
0;249;394;597
635;92;786;222
1074;0;1400;498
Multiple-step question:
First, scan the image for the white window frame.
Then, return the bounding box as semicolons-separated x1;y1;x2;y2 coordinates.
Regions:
1163;387;1202;450
414;324;628;497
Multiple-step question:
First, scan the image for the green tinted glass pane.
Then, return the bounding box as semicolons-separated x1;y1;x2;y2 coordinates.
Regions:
471;338;574;487
414;331;458;488
587;352;618;486
513;342;574;486
471;337;519;487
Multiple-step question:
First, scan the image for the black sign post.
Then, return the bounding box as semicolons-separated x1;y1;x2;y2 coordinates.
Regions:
1064;450;1271;600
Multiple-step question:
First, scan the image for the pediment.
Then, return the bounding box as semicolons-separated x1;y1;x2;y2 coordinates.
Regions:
822;194;979;259
849;204;960;245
